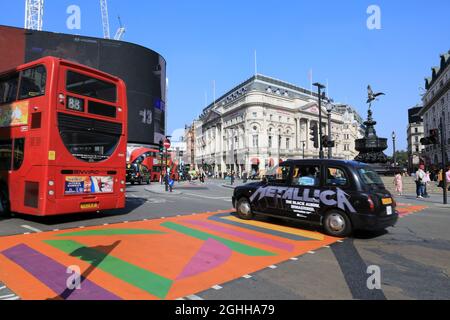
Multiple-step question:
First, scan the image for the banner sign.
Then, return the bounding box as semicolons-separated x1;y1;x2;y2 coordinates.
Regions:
0;100;29;127
64;176;114;195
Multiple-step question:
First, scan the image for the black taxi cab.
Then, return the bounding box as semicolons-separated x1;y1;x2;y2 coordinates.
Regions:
232;159;398;237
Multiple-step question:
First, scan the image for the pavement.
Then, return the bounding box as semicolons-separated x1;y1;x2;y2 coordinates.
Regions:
0;179;448;300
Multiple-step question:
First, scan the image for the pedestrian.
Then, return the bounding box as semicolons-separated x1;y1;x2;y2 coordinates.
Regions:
242;170;248;183
415;165;426;199
423;170;431;198
230;171;235;185
393;171;403;196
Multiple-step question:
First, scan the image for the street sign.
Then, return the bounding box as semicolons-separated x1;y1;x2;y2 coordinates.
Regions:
164;139;171;149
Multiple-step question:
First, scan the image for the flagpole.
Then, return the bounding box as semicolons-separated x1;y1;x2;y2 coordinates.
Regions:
213;80;216;108
254;50;258;76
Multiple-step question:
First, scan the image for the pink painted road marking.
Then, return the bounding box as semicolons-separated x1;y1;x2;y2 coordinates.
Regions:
176;238;232;280
182;220;295;252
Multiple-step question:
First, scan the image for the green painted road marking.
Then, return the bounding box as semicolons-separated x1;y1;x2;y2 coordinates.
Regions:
161;222;276;257
56;229;165;237
44;240;172;299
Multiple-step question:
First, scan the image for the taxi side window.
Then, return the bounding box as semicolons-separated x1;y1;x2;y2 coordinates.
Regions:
292;165;320;187
326;167;348;187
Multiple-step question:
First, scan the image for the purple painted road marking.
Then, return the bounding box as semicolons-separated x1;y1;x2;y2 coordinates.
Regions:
176;238;232;280
182;220;294;252
1;244;120;300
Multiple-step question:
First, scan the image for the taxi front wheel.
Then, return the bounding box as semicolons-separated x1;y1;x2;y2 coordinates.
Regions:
236;198;254;220
323;210;352;237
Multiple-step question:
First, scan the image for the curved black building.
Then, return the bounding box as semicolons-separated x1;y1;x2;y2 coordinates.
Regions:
0;25;166;146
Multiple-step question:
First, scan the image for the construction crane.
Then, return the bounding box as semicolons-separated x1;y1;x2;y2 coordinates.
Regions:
114;16;126;41
24;0;44;31
100;0;110;39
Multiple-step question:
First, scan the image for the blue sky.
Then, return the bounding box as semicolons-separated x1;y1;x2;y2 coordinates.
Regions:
1;0;449;152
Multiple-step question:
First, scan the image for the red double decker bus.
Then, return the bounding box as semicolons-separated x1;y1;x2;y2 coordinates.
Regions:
0;56;127;216
129;147;179;182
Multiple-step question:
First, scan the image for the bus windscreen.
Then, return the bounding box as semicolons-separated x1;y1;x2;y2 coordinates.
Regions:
66;70;117;103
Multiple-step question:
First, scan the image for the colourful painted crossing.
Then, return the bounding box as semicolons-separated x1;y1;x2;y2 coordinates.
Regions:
0;205;426;300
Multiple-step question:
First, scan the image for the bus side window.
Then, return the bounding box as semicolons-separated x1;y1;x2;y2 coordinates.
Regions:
0;73;19;104
18;65;46;100
0;140;12;170
13;138;25;170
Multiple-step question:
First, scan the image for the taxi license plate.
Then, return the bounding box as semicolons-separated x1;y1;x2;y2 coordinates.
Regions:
382;198;393;205
386;206;393;215
80;202;98;210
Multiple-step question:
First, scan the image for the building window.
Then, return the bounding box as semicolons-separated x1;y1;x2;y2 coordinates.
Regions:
269;114;273;121
253;112;257;118
279;116;282;122
268;136;273;148
253;135;259;148
286;138;290;150
414;128;418;133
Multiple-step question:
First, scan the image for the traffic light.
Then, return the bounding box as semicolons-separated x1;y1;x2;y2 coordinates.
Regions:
310;124;319;149
321;135;335;148
158;140;164;152
420;129;439;145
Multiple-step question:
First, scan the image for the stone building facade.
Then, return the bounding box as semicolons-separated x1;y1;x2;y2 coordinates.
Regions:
185;74;365;176
419;50;450;166
407;106;425;172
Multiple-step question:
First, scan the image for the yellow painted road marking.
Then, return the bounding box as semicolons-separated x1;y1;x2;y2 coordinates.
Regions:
222;216;324;241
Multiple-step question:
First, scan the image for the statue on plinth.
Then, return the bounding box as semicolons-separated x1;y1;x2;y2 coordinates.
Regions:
354;85;388;164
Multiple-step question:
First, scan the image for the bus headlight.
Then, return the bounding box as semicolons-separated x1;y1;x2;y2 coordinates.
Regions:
49;180;55;186
121;180;125;185
48;190;55;196
120;188;124;192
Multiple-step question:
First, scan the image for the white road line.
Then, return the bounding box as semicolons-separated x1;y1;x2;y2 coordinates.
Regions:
242;274;252;279
211;285;222;290
53;229;59;231
323;246;330;248
3;296;20;300
175;297;186;300
308;251;316;254
21;225;42;233
0;294;15;299
289;257;299;261
268;265;277;269
184;193;230;200
185;294;204;300
0;286;6;290
337;240;344;243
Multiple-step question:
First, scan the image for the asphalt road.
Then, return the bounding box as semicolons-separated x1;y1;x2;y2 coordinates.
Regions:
0;179;449;300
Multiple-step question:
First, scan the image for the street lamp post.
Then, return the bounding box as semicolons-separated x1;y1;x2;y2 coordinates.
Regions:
392;131;396;167
326;101;334;159
313;82;326;159
440;113;447;204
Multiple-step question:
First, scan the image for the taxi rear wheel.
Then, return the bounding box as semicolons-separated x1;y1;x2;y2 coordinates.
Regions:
323;210;352;237
236;197;254;220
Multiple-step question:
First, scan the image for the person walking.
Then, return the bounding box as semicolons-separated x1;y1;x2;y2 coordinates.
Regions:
242;170;248;183
423;170;431;198
230;171;235;186
415;165;426;199
393;171;403;196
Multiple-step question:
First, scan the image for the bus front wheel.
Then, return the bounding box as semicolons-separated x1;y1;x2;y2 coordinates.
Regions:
0;186;11;217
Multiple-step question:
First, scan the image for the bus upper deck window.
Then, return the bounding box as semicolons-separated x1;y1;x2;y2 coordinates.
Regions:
0;140;12;170
66;71;117;103
0;73;19;105
19;66;46;100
